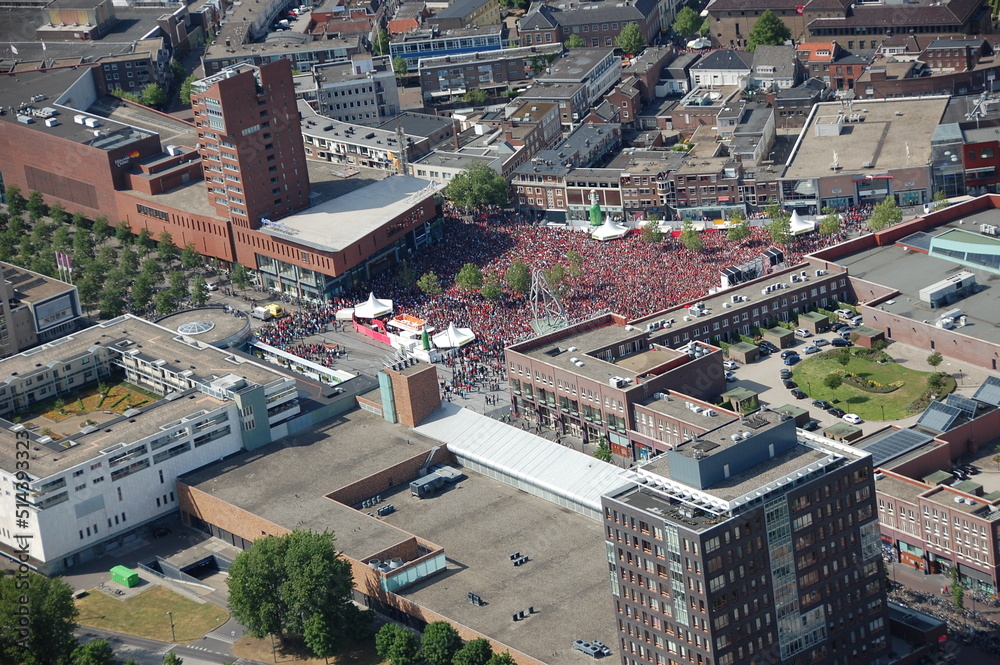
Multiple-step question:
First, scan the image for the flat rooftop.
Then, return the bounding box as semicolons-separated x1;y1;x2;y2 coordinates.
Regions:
784;97;948;179
638;393;738;427
258;175;444;253
873;473;930;504
538;48;615;81
835;215;1000;345
2;263;74;302
86;97;199;149
155;308;251;346
516;321;663;383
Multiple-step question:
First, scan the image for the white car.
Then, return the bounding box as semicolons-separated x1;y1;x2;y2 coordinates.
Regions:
794;328;812;338
723;360;738;370
802;344;820;354
814;338;829;346
835;308;854;319
842;413;863;425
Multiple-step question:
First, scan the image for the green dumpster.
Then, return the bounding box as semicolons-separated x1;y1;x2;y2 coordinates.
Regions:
109;565;139;588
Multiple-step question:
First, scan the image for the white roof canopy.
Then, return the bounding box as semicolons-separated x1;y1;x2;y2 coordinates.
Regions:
353;292;393;318
432;322;475;348
591;217;629;241
789;210;816;236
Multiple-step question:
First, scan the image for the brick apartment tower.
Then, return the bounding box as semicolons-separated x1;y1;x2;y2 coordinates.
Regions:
602;413;891;665
189;59;310;228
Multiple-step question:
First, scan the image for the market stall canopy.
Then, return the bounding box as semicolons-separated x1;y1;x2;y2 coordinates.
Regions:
335;308;355;321
789;210;816;236
591;217;629;242
433;322;475;348
353;292;393;319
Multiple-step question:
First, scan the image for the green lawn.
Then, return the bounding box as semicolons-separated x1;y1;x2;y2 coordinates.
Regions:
76;584;228;643
789;350;954;420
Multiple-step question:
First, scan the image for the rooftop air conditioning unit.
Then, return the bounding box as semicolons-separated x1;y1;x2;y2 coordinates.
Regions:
762;288;770;295
723;302;731;308
683;315;692;322
730;433;741;442
815;269;825;276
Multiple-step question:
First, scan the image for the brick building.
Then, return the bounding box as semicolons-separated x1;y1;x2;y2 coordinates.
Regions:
94;38;172;97
432;0;502;31
417;43;563;101
518;0;661;49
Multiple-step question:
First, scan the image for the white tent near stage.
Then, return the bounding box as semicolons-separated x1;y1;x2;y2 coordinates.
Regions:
433;322;475;348
590;217;629;241
353;292;393;319
789;210;816;235
335;308;355;321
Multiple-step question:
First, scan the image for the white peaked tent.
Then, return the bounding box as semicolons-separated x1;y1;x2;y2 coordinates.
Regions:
590;217;629;241
789;210;816;235
433;322;475;348
353;292;393;318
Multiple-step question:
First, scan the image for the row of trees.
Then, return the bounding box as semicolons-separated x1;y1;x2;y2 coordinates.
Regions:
376;622;515;665
406;251;583;302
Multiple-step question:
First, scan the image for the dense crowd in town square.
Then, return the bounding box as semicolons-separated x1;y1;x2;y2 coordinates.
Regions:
252;204;875;377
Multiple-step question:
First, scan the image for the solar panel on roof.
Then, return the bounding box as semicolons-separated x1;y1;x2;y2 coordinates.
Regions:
945;394;977;419
973;376;1000;407
860;429;934;467
915;401;962;433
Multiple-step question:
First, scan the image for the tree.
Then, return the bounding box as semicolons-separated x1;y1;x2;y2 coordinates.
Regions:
767;212;792;246
672;6;702;37
868;195;902;232
53;226;72;252
565;34;585;48
191;276;210;306
486;652;517;665
727;216;751;242
375;624;420;665
27;190;47;220
480;273;502;300
393;56;409;79
823;373;843;398
506;260;530;295
453;639;494;665
140;83;168;109
420;621;463;665
950;567;965;611
179;75;198;105
72;212;87;230
417;271;443;296
926;351;943;368
836;349;851;367
0;572;78;665
565;249;584;278
455;262;484;291
99;281;127;319
616;22;645;55
154;289;178;315
680;219;703;252
170;58;186;85
397;259;416;287
641;219;663;243
169;270;189;301
158;231;178;264
444;162;508;210
163;653;183;665
463;89;488;105
137;227;155;253
5;184;26;215
112;88;141;103
932;189;949;211
32;246;57;277
77;270;103;313
141;257;164;285
228;531;363;657
544;263;569;298
746;10;791;51
71;640;115;665
818;208;841;236
231;263;252;291
131;273;155;311
73;228;95;265
372;29;390;56
594;439;612;462
120;245;141;275
49;202;68;225
181;242;201;271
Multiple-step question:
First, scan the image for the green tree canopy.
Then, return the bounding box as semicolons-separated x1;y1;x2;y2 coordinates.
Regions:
823;372;843;394
180;75;198;105
131;273;155;311
480;273;502;300
27;190;47;219
181;242;201;270
0;572;79;665
767;212;792;246
680;219;703;252
565;34;585;48
565;249;584;278
505;260;530;295
158;231;178;263
544;263;570;297
137;227;155;253
116;220;134;245
455;262;484;291
71;639;115;665
191;275;210;306
453;639;494;665
867;195;902;231
417;271;443;296
641;219;663;243
818;208;841;236
672;7;702;37
444;162;508;210
375;625;420;665
397;259;417;287
420;621;462;665
926;351;943;367
5;185;27;215
140;83;168;109
111;88;141;103
594;440;612;462
373;29;391;56
227;530;366;657
393;57;409;78
163;653;183;665
485;652;517;665
231;263;252;290
463;89;488;105
49;202;68;224
727;214;751;242
616;22;646;54
746;10;791;51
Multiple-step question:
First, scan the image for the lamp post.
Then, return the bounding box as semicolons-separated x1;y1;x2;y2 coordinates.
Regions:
880;404;885;421
166;611;175;643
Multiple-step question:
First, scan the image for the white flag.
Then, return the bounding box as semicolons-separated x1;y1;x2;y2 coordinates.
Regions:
10;45;18;55
41;42;47;51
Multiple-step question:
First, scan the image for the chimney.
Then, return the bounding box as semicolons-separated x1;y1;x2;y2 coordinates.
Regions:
453;119;460;150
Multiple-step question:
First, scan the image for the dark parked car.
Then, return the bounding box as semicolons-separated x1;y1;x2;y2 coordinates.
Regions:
783;355;801;366
827;406;846;418
779;368;792;379
812;399;831;409
830;322;848;332
801;420;820;431
760;341;779;353
780;350;797;359
783;379;797;389
758;345;772;356
830;337;852;347
790;388;807;399
964;465;979;475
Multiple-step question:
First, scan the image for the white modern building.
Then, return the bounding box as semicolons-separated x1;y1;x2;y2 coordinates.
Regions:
0;315;300;574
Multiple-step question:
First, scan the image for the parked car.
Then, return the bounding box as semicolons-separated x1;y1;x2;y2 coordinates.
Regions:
791;388;807;399
850;315;864;327
803;344;820;354
814;338;830;346
757;345;772;356
725;371;737;382
842;413;863;425
812;399;832;409
827;406;846;418
780;350;797;359
953;468;969;481
830;337;852;347
783;379;797;389
963;465;979;475
835;308;854;319
760;341;779;353
830;322;848;332
723;360;738;370
794;328;812;338
801;420;820;431
783;355;801;366
779;368;792;379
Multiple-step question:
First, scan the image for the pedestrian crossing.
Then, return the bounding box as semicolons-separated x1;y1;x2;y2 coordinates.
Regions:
204;628;240;645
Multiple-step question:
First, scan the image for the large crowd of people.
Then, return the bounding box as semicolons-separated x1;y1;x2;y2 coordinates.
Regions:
253;204;876;376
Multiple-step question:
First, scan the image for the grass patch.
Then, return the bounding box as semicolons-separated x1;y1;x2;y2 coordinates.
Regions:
789;351;955;420
233;634;385;665
18;377;160;423
76;585;228;643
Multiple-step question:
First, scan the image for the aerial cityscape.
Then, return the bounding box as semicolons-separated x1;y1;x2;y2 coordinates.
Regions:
4;0;1000;664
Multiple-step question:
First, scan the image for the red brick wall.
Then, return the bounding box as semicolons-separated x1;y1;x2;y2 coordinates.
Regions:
387;364;442;427
178;482;291;540
935;407;1000;456
116;190;237;263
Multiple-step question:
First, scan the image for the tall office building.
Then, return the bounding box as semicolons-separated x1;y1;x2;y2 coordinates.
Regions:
602;410;890;665
190;60;311;228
